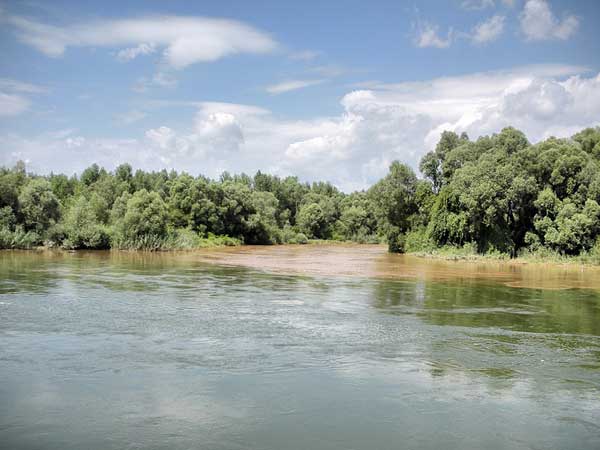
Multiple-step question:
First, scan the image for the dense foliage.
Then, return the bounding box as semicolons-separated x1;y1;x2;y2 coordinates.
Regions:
1;125;600;259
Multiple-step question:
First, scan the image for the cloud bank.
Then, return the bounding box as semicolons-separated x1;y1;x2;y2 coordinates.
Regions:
2;65;599;192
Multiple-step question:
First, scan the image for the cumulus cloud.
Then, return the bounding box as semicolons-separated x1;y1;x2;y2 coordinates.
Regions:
143;107;246;165
277;66;600;189
266;79;326;94
195;112;244;152
520;0;579;41
413;22;453;48
471;15;505;44
3;65;600;192
6;14;278;69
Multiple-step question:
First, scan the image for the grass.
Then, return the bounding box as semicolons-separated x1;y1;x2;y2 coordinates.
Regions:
406;243;600;266
0;227;41;249
112;230;241;251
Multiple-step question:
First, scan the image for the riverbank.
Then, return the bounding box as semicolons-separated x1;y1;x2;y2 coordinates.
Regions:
3;243;600;290
407;246;600;267
5;238;600;269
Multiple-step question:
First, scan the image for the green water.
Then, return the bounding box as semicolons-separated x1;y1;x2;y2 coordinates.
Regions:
1;251;599;450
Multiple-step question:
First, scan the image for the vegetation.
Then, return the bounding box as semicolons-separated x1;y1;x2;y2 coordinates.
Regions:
1;125;599;259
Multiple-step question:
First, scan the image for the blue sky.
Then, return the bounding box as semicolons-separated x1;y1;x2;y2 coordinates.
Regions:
1;0;599;190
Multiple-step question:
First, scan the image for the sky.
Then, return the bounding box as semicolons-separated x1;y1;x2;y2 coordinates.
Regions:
0;0;599;191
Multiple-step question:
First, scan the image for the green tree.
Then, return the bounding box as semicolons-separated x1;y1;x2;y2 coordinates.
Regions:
297;203;326;239
18;179;61;233
80;163;101;186
63;196;110;249
113;189;168;248
369;161;418;251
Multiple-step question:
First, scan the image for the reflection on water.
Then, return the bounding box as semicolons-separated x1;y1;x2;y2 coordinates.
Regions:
1;248;599;450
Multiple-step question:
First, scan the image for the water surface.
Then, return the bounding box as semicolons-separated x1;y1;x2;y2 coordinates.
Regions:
1;247;599;450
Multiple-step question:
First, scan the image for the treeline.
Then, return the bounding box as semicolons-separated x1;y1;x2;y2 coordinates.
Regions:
1;125;600;258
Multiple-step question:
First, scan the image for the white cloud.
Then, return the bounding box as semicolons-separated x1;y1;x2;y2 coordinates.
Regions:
116;43;156;62
3;65;599;192
279;66;599;189
145;126;176;150
265;66;346;96
414;22;453;48
7;14;278;69
266;79;326;95
520;0;579;41
194;112;244;152
65;136;86;148
143;108;246;165
471;15;505;44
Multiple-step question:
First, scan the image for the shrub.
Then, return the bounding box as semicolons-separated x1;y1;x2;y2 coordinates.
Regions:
387;228;406;253
18;179;61;233
0;226;41;249
405;228;436;253
112;190;168;250
294;233;308;244
62;196;110;249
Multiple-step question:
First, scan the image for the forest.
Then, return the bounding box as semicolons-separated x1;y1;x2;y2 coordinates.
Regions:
1;125;600;260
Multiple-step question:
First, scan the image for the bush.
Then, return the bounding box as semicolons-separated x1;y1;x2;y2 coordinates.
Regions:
387;228;406;253
0;226;41;249
589;239;600;264
0;206;16;229
111;233;169;251
201;233;242;247
405;228;436;252
18;178;61;233
169;228;202;249
294;233;308;244
45;223;66;248
112;189;169;250
62;196;110;249
280;225;308;244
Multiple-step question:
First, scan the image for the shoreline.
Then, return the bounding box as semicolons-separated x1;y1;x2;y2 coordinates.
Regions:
4;243;600;291
2;241;600;268
407;250;600;268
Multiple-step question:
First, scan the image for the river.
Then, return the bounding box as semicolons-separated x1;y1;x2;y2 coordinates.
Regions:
1;245;599;449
